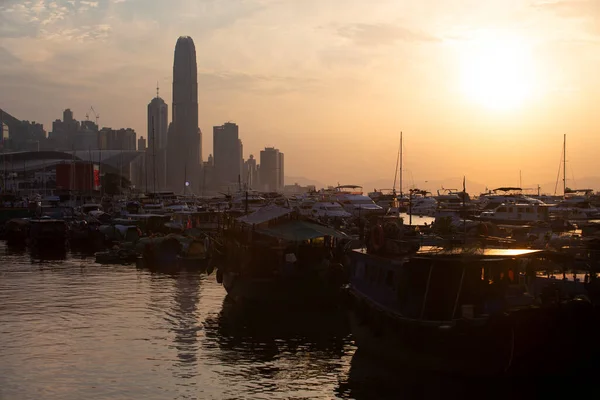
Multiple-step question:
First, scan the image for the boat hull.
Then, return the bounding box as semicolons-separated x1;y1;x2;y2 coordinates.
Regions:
222;271;342;308
345;288;600;376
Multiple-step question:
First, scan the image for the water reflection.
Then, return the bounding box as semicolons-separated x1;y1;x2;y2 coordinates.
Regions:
202;298;353;398
29;246;68;262
170;270;202;379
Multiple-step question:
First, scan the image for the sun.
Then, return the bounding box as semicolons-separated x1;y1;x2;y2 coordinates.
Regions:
460;31;536;111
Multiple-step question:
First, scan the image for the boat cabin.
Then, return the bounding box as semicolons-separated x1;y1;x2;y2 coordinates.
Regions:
479;203;551;224
349;247;567;324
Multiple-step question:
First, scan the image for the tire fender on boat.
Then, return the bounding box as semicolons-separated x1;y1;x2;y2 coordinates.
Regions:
216;269;223;284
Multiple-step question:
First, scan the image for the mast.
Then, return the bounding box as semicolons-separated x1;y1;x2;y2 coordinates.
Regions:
183;162;187;195
393;134;401;194
400;131;403;198
563;133;567;197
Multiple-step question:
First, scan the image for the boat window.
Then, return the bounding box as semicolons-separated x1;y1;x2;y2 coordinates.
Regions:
508;207;513;213
526;208;532;213
497;207;507;212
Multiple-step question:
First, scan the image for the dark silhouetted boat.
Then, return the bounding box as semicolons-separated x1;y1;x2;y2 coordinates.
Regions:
345;245;600;376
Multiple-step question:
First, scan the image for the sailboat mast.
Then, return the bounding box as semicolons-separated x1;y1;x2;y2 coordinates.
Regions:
563;133;566;197
399;131;403;197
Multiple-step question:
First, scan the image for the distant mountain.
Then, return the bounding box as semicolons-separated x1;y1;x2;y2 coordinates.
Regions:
285;176;326;189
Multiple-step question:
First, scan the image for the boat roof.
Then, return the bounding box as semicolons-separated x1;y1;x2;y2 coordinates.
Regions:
256;220;347;241
237;204;292;225
336;185;362;189
354;246;570;263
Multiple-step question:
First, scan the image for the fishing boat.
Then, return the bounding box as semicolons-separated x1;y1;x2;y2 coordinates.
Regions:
216;204;348;306
344;243;600;376
28;218;68;248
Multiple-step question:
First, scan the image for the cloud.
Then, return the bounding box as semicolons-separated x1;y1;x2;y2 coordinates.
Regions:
333;23;439;47
533;0;599;17
0;47;21;66
199;71;319;95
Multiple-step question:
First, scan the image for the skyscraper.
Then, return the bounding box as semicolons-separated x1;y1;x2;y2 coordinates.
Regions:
213;122;241;188
260;147;282;192
147;90;168;191
166;36;201;192
147;93;168;150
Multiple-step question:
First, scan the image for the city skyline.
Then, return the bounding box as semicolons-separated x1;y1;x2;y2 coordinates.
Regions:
1;0;600;188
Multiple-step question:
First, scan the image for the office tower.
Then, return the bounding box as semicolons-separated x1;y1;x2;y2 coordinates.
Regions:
166;36;201;192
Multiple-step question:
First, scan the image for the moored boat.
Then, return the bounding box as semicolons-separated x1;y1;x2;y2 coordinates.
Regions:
344;245;600;376
216;205;348;306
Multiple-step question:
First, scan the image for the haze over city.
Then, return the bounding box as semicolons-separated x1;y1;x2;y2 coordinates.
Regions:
1;0;600;191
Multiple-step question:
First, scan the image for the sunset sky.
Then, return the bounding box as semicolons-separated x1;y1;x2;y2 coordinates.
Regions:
1;0;600;191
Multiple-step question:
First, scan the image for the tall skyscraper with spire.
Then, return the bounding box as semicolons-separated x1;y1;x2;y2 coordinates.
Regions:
147;83;168;191
167;36;202;192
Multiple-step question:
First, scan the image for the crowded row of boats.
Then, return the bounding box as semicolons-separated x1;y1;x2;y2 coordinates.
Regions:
2;184;600;376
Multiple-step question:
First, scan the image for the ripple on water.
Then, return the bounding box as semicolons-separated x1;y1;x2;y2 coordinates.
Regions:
0;243;355;400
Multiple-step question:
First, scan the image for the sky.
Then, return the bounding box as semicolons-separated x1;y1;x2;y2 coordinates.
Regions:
1;0;600;192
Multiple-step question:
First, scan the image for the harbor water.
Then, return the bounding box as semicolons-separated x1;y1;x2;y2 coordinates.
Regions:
0;243;588;399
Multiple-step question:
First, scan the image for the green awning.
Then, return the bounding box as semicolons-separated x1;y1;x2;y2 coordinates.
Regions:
255;220;347;242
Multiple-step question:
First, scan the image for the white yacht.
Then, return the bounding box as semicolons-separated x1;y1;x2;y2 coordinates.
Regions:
310;201;352;218
335;185;384;217
477;188;544;210
409;195;438;216
230;192;268;213
479;203;552;225
550;193;600;220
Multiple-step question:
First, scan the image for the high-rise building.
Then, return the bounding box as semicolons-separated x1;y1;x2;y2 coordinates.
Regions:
98;128;136;150
259;147;282;192
278;152;284;189
138;136;147;151
244;154;258;189
166;36;201;193
147;91;169;191
147;94;168;151
213;122;241;188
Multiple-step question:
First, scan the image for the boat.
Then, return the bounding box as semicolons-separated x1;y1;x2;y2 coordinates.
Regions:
216;204;348;306
336;185;385;217
478;203;552;225
176;236;212;270
4;218;30;245
344;244;600;376
550;190;600;220
229;191;268;214
477;187;545;210
408;191;437;217
28;218;68;248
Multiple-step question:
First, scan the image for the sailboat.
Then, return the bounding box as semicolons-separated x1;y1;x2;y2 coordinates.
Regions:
550;134;600;220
